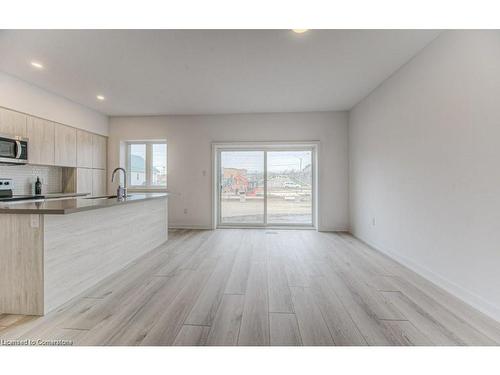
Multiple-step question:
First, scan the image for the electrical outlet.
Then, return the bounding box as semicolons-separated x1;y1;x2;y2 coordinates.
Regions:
184;208;188;215
202;170;207;176
372;217;376;226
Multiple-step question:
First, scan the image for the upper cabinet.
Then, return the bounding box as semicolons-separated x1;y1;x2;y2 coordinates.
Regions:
92;134;107;170
1;107;108;171
0;107;27;137
54;123;77;167
77;130;93;168
27;117;55;166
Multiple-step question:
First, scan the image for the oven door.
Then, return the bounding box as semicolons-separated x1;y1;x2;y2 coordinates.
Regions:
0;135;28;164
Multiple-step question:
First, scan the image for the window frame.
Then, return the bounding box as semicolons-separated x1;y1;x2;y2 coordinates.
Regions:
212;141;319;230
126;140;167;191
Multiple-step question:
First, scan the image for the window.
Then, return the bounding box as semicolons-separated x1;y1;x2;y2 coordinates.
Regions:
129;144;146;186
215;144;316;228
126;141;167;189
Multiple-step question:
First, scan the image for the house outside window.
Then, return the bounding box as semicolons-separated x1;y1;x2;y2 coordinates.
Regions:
126;141;167;190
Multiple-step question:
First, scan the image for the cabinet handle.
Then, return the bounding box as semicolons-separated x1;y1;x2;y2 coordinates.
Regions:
15;140;22;159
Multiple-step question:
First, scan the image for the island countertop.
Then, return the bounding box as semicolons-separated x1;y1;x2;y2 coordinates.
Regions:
0;193;168;215
0;192;169;315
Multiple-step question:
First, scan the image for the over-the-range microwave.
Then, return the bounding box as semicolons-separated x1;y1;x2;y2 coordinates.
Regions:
0;133;28;165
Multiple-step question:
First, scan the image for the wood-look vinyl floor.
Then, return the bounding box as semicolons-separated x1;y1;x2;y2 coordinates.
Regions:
1;229;499;346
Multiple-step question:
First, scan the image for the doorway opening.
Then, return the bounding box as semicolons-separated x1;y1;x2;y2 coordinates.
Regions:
213;143;318;229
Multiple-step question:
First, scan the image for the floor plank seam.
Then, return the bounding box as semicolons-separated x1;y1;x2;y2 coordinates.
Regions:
317;273;369;345
312;288;338;346
81;296;106;300
61;327;90;331
395;282;496;344
268;311;296;315
183;323;212;328
377;318;409;322
171;249;225;345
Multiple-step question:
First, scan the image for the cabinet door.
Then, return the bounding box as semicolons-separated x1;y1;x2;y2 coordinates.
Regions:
76;168;93;195
92;169;107;196
54;124;77;167
0;108;27;137
77;130;93;168
92;134;107;169
27;117;55;165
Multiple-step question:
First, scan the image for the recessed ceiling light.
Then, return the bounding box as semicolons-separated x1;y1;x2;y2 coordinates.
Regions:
292;29;309;34
30;61;44;69
96;95;106;101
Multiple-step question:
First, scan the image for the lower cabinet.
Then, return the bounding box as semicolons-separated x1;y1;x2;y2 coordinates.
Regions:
92;169;107;197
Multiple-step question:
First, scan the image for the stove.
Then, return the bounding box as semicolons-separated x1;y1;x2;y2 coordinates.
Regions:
0;178;45;202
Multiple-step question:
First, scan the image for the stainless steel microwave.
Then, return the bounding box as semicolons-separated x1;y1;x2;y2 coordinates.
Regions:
0;133;28;165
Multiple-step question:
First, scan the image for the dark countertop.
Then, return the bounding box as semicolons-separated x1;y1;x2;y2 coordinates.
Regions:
0;193;168;215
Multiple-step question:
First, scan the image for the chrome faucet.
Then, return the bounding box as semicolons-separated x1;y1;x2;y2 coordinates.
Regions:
111;167;128;199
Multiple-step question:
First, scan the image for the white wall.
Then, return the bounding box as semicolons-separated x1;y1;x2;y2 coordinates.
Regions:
349;30;500;321
109;112;349;231
0;72;108;135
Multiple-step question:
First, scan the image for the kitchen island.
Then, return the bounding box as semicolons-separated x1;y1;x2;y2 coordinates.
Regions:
0;193;168;315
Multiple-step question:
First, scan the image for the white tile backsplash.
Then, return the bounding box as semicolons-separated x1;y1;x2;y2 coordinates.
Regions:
0;165;62;195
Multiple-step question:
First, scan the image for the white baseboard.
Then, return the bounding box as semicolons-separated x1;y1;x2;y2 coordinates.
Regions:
353;232;500;323
168;223;349;232
319;226;350;232
169;224;212;230
170;224;348;231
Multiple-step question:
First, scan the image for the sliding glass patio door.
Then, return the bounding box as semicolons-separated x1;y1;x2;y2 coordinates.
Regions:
219;151;265;225
266;150;313;225
217;147;314;227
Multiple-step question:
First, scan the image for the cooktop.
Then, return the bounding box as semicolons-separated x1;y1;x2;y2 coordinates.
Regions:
0;195;45;202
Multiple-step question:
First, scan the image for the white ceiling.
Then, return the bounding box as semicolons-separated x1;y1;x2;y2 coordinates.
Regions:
0;30;440;116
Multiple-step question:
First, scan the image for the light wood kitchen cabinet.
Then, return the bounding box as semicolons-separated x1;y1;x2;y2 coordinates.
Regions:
76;168;93;195
92;134;107;170
77;130;93;168
92;169;107;196
54;123;77;167
0;107;27;137
26;117;55;165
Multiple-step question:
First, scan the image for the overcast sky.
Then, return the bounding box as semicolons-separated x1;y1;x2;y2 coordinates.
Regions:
221;150;311;173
